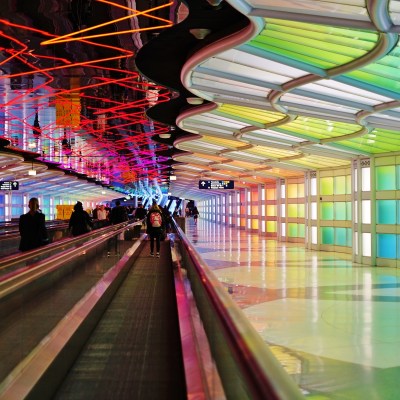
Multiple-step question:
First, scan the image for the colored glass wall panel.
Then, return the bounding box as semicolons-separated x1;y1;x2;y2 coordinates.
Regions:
335;176;346;195
288;223;298;237
288;184;297;198
298;184;305;198
335;227;347;246
11;194;23;204
377;234;397;259
335;202;346;220
320;177;334;195
288;203;298;218
377;200;396;224
266;189;276;200
267;221;277;232
321;227;334;244
346;229;352;247
397;166;400;190
321;202;334;220
298;224;305;238
346;202;352;221
267;205;276;216
346;175;352;194
298;204;305;218
376;166;396;190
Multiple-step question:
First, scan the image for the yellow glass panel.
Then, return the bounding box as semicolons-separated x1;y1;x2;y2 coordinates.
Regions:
266;188;276;200
298;184;305;198
288;203;298;218
267;221;277;232
288;184;297;198
298;204;305;218
267;205;277;216
320;177;334;195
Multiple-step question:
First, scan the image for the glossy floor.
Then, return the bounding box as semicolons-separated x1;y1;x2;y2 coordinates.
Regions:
185;218;400;400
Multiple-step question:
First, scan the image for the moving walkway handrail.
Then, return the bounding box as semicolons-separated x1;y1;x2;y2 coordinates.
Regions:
173;220;304;400
0;220;142;274
0;221;141;299
0;230;147;400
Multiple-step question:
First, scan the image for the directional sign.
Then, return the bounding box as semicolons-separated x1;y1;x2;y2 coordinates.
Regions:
199;180;234;189
0;181;19;190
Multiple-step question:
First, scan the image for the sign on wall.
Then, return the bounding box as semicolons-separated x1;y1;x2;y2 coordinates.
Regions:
199;180;234;189
0;181;19;190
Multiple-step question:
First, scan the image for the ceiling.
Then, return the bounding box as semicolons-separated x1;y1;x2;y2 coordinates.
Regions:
1;0;400;202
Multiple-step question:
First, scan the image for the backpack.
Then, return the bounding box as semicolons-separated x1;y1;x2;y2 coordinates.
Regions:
150;212;162;227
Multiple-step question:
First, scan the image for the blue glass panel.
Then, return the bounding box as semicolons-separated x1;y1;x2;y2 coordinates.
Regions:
377;234;397;259
377;200;396;224
335;227;347;246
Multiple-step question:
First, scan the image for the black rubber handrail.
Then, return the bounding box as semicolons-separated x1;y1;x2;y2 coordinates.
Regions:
172;219;304;400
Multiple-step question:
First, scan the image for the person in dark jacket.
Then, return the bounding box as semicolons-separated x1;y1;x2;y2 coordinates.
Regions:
134;204;147;221
19;197;49;251
68;201;93;236
110;200;128;224
146;203;165;257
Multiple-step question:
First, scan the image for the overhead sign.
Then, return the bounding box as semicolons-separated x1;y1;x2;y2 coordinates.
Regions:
199;180;234;189
0;181;19;190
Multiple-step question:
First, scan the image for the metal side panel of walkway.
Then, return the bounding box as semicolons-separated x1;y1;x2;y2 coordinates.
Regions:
54;240;187;400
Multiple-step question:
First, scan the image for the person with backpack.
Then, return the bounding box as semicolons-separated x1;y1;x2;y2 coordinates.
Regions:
146;202;165;257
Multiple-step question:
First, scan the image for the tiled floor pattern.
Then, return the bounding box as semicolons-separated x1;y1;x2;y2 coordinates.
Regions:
185;219;400;399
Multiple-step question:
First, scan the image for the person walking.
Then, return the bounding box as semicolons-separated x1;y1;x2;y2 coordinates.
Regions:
192;206;200;225
110;200;128;224
19;197;49;251
69;201;93;236
146;202;164;258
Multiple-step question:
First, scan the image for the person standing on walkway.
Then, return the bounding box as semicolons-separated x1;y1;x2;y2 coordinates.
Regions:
19;197;49;251
146;202;165;258
110;200;129;224
68;201;93;236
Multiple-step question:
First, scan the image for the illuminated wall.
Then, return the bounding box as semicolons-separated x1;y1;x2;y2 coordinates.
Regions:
317;169;352;253
285;177;305;243
198;155;400;266
375;156;400;267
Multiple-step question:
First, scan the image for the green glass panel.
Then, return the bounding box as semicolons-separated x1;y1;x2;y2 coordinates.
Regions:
346;228;353;247
335;227;347;246
334;176;346;195
335;202;346;220
377;234;397;259
321;202;334;220
298;224;305;238
267;221;277;232
288;223;298;237
346;202;352;220
397;166;400;190
320;177;334;195
346;175;352;194
321;227;334;245
298;204;305;218
398;201;400;225
288;203;298;218
377;200;396;224
376;166;396;190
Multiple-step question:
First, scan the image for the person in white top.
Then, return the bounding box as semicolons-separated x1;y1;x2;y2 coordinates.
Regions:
97;204;108;220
